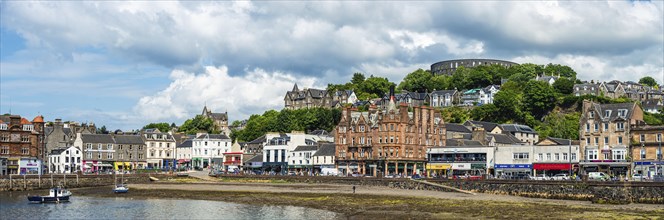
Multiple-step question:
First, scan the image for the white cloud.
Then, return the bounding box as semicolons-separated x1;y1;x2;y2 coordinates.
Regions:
134;66;317;123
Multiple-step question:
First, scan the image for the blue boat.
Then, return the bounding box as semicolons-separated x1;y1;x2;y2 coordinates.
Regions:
27;187;71;203
113;184;129;193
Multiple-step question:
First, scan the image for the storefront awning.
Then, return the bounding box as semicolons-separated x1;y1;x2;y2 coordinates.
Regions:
178;159;191;163
426;164;451;170
533;163;572;170
93;164;113;167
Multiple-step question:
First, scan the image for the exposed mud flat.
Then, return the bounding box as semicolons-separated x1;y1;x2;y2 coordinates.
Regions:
73;184;664;219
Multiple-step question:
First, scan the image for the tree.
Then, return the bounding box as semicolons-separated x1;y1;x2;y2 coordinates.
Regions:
639;76;658;87
439;106;471;123
357;76;394;100
178;115;217;135
543;63;577;79
470;104;499;121
397;68;432;92
427;74;451;91
523;80;557;119
552;77;574;95
450;66;471;90
97;125;109;134
536;111;580;140
493;89;523;123
351;72;366;85
142;122;171;132
231;108;341;142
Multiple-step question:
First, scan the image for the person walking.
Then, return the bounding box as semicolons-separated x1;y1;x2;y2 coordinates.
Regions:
352;185;356;194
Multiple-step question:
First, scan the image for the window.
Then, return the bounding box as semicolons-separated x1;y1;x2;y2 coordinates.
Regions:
98;153;102;159
107;144;113;150
21;148;29;155
546;153;551;161
537;153;543;161
563;153;568;161
658;134;662;142
138;153;143;159
618;110;627;117
617;123;625;131
555;153;560;161
66;157;69;163
594;123;599;132
604;137;609;146
98;144;102;150
0;146;8;154
586;150;598;160
640;134;645;142
118;145;123;151
360;125;365;132
588;112;594;118
87;144;92;150
21;136;30;142
107;153;113;159
658;149;662;160
594;137;599;146
612;149;625;160
571;153;577;161
604;110;610;118
603;123;608;131
585;123;590;132
87;152;92;159
586;138;590;145
513;153;529;159
641;148;646;159
618;136;623;145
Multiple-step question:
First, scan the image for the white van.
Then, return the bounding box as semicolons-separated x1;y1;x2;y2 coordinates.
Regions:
588;172;609;181
320;168;340;176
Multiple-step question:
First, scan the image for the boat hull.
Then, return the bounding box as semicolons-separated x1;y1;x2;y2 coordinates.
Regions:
113;189;129;193
27;195;70;203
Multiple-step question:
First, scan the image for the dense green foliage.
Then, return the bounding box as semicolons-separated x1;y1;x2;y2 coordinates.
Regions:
639;76;658;87
178;115;218;135
536;112;581;140
644;112;664;126
230;108;341;142
142;122;172;132
327;73;395;100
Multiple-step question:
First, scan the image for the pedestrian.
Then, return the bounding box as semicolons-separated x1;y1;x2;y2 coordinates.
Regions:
352;185;356;194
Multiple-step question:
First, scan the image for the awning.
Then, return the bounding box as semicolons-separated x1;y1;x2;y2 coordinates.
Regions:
533;163;572;170
178;159;191;163
93;164;113;167
83;164;91;169
426;164;451;170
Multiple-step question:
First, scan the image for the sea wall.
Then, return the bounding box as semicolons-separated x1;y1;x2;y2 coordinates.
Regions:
0;174;173;191
212;175;664;204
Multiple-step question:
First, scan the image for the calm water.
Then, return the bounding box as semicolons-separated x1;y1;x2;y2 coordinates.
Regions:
1;191;340;220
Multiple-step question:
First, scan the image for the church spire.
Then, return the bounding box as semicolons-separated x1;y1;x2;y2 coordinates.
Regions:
292;83;299;92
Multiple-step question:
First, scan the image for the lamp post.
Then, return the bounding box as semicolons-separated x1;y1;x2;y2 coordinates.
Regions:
569;139;572;176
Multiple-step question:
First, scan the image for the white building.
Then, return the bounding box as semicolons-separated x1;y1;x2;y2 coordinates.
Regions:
176;139;192;169
48;146;81;174
289;145;318;174
479;85;500;105
427;145;495;177
430;90;457;107
532;143;580;176
191;133;231;169
262;131;333;174
493;145;534;177
143;129;177;169
312;143;336;175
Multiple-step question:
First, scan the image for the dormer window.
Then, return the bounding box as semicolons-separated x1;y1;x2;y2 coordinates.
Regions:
604;110;611;118
588;112;594;118
618;109;627;117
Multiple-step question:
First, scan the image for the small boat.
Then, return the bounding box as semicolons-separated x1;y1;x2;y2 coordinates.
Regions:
27;187;72;203
113;184;129;193
149;176;159;181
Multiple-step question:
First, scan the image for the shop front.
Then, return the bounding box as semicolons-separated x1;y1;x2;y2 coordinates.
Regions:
263;162;287;174
426;163;451;178
162;159;177;171
7;158;19;175
19;158;42;175
533;163;576;176
494;164;532;177
192;157;203;169
580;161;630;177
146;159;161;169
177;159;191;170
114;161;132;171
633;161;664;178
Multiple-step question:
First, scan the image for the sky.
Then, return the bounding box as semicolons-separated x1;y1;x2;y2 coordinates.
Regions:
1;1;663;130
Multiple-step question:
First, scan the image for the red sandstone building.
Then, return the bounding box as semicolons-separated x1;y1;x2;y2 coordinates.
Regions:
335;91;445;177
0;115;46;175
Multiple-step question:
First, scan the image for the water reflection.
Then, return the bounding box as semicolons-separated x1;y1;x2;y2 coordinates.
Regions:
1;191;339;220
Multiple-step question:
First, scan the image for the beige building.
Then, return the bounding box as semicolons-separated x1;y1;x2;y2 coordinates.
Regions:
579;100;643;177
201;106;230;135
630;125;664;177
143;129;176;169
284;84;353;110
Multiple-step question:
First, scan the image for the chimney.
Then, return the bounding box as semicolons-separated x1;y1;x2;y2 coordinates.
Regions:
471;127;487;145
389;85;395;102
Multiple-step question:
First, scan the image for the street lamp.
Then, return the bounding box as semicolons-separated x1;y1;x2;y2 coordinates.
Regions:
569;139;572;176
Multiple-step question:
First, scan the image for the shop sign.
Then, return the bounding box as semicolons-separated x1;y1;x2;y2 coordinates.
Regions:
426;164;451;170
452;163;471;170
368;165;377;168
471;163;486;169
494;164;531;169
533;163;571;170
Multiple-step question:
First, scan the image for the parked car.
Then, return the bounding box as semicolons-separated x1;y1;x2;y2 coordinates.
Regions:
384;174;396;178
410;174;422;180
532;174;548;181
588;172;609;181
208;170;223;176
652;175;664;182
550;174;570;181
511;173;531;180
632;173;646;181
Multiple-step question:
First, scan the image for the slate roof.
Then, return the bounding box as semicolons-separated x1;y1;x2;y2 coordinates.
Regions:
49;148;67;155
487;133;522;144
445;123;471;133
196;134;230;139
245;154;263;163
294;145;318;152
209;113;228;121
431;90;457;96
81;134;115;143
308;130;330;136
547;137;572;145
537;76;558;83
247;135;266;144
114;135;145;145
589;102;637;121
177;139;192;148
446;139;484;146
482;85;500;93
501;124;537;134
464;121;499;132
313;143;336;157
